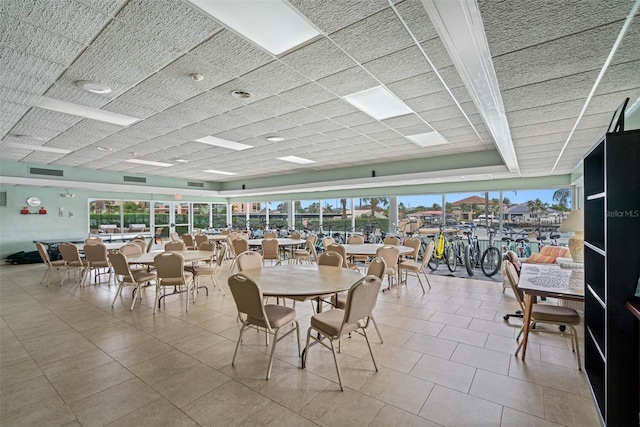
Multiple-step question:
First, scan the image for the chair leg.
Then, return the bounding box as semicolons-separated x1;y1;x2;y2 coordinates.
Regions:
266;328;280;380
130;286;139;310
362;327;378;372
233;324;247;366
304;328;313;368
370;315;384;343
328;338;344;391
569;325;582;371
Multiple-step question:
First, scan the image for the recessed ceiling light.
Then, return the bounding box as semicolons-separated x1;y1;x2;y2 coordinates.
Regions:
203;169;237;176
76;80;111;94
188;0;320;55
406;131;449;147
277;155;315;165
189;73;204;81
230;90;252;99
266;136;284;142
96;146;112;151
36;97;139;126
174;159;189;163
195;136;253;151
126;159;173;167
344;86;414;120
1;141;71;154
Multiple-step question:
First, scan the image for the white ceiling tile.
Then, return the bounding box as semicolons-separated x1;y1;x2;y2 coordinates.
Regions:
288;0;388;35
280;37;357;80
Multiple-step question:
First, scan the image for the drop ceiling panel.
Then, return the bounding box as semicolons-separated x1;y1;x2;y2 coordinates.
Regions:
393;0;440;43
240;61;310;96
288;0;388;35
309;99;360;119
316;67;378;96
68;46;152;88
362;46;431;84
279;38;357;80
278;83;336;108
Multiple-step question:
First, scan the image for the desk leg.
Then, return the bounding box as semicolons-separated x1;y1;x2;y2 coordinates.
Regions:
519;293;534;360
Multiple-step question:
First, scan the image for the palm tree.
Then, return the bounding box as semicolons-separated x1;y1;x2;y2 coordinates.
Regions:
553;188;571;220
502;197;511;206
459;203;469;221
361;197;389;218
340;198;348;219
527;198;549;226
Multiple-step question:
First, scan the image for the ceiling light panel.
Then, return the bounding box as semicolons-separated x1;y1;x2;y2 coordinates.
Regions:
188;0;320;55
126;159;173;167
343;86;414;120
203;169;237;176
36;97;140;126
278;155;315;165
1;142;72;154
195;136;254;151
406;131;449;147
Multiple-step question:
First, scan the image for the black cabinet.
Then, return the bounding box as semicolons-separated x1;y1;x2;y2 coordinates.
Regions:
583;129;640;426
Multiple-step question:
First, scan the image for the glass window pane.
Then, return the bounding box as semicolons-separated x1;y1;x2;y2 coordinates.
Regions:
89;200;120;234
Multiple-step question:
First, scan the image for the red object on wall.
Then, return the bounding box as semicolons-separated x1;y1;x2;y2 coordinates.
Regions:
38;208;47;214
20;208;29;214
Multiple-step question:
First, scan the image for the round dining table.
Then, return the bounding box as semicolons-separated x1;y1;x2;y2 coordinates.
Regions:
246;238;306;247
206;235;229;242
342;243;414;257
239;264;362;298
127;250;215;265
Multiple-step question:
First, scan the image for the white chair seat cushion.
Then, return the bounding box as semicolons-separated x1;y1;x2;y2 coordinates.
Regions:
532;304;580;324
159;271;193;286
127;270;155;283
399;261;421;271
247;304;296;329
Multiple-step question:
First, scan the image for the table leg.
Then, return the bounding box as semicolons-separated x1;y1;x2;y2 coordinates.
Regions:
520;293;534;360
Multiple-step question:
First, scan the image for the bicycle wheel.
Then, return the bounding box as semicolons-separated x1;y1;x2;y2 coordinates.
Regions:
481;246;502;277
446;244;456;272
464;244;474;276
428;253;439;271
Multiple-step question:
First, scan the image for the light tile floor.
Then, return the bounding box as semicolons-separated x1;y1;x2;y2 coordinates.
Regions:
0;260;600;426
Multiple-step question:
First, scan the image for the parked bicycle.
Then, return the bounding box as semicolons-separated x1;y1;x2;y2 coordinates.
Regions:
480;228;502;277
463;225;502;277
427;226;456;272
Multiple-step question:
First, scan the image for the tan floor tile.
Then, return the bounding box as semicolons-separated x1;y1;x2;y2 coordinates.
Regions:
0;346;32;368
181;380;272;426
469;369;544;416
468;318;518;338
310;348;379;390
509;357;582;395
501;407;564;427
484;333;541;361
40;348;113;379
539;341;582;370
409;354;476;392
0;358;42;387
420;384;502;426
69;378;160;427
367;340;422;374
191;339;244;370
20;329;85;353
108;338;173;367
370;405;440;427
82;323;154;352
0;395;76;426
438;325;488;347
168;329;227;354
429;311;472;328
543;386;600;426
359;367;435;414
49;360;134;403
128;350;203;385
403;332;458;359
0;375;58;415
455;305;498;320
299;387;385;426
451;343;511;375
370;324;414;347
151;365;232;407
105;397;198;427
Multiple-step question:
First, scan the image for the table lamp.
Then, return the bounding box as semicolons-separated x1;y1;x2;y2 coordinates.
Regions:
559;209;584;262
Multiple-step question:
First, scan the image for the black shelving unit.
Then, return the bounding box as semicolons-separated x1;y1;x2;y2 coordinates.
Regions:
583;128;640;426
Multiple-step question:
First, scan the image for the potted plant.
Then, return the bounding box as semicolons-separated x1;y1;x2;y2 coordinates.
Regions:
38;207;47;214
20;206;29;214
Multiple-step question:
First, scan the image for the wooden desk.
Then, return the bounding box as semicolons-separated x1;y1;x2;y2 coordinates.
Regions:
518;263;584;360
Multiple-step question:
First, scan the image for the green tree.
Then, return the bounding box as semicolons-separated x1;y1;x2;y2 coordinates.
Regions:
340;198;348;219
502;197;511;206
361;197;389;218
123;201;143;213
527;198;549;226
490;198;501;218
398;202;407;217
307;202;320;213
323;202;333;213
431;203;442;211
552;188;571;220
445;202;454;214
459;203;469;221
470;203;481;218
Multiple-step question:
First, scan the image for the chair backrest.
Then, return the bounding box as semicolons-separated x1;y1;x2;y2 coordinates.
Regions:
318;251;343;267
376;245;400;269
307;234;319;262
347;235;364;244
504;260;525;310
403;237;421;259
232;238;249;256
237;232;249;240
84;243;108;263
221;229;230;236
262;238;280;260
165;241;186;251
228;273;270;328
182;234;195;247
366;257;387;279
154;252;185;283
291;232;301;239
120;243;142;256
420;241;435;268
216;242;227;265
322;237;335;249
264;231;277;238
199;242;215;252
85;237;103;244
58;242;81;262
194;235;208;248
145;238;154;253
237;251;263;271
344;276;382;325
170;232;180;242
326;243;349;268
505;251;522;275
35;242;51;265
108;251;133;278
154;227;164;237
383;235;400;246
131;239;146;253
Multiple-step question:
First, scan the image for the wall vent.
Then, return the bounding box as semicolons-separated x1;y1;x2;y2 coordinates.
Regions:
188;181;204;188
0;192;6;207
29;167;63;177
124;176;146;183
